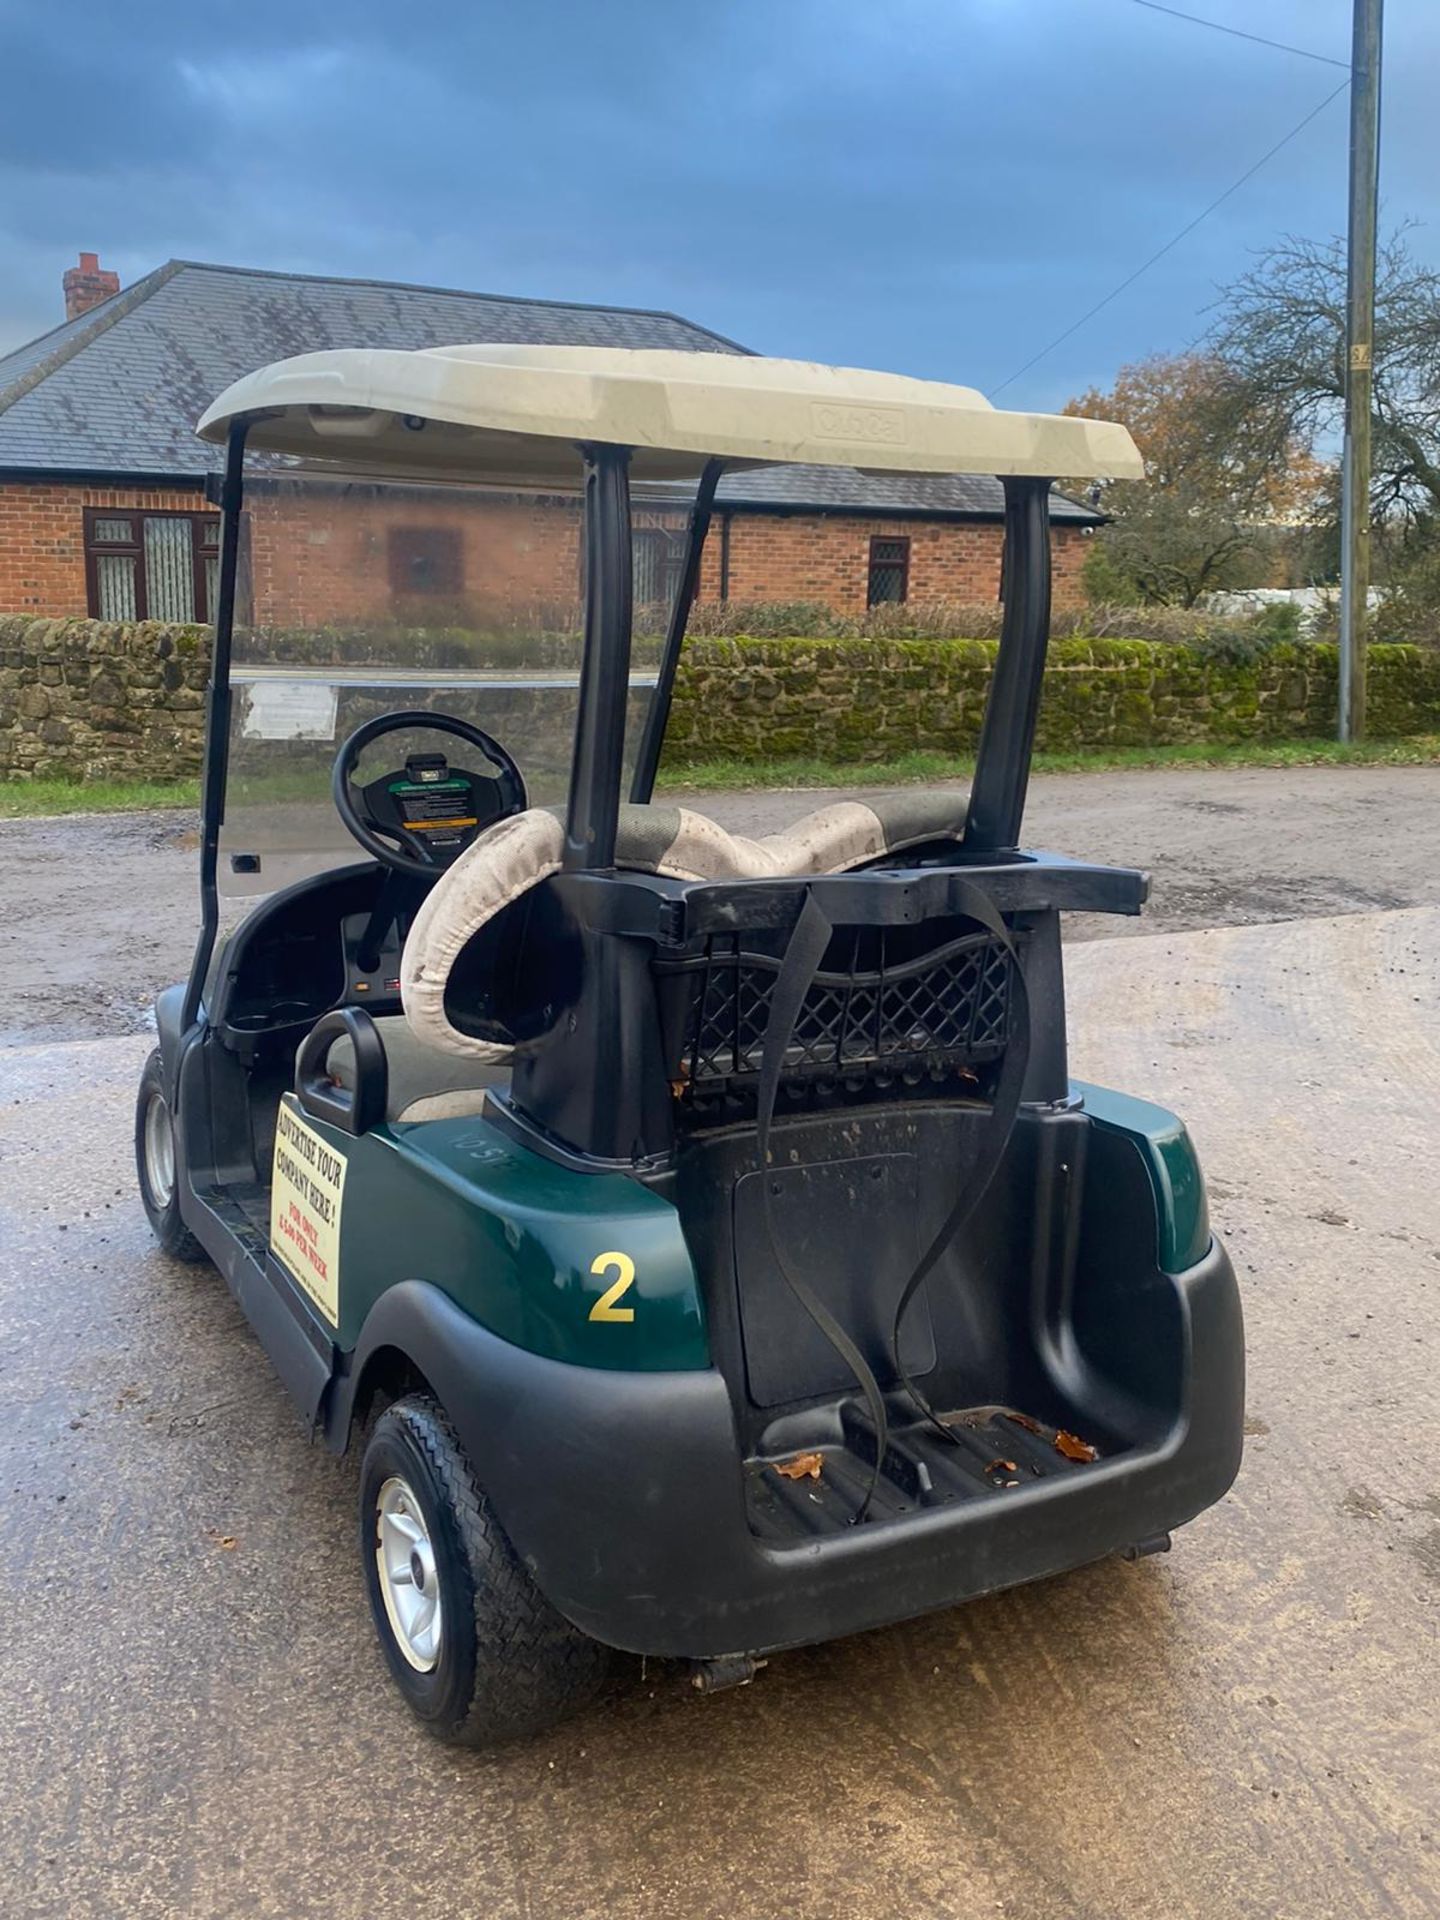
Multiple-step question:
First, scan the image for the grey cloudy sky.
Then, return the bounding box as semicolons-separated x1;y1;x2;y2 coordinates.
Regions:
0;0;1434;410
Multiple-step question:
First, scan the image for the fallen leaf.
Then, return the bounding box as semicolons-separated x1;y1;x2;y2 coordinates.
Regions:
205;1527;239;1550
1055;1430;1098;1464
984;1458;1019;1475
773;1451;824;1481
1006;1411;1045;1435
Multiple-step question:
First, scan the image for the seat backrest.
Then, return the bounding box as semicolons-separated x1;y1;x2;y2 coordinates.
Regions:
400;792;967;1060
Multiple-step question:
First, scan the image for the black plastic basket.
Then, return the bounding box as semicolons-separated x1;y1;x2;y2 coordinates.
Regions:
657;923;1017;1092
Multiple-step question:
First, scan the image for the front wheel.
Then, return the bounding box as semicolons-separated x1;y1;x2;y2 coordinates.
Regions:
359;1394;613;1745
135;1049;207;1262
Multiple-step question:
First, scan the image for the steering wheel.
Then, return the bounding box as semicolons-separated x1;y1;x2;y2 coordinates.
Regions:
332;710;527;879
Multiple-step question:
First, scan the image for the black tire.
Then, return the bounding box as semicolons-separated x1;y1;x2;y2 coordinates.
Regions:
134;1048;208;1262
359;1393;613;1745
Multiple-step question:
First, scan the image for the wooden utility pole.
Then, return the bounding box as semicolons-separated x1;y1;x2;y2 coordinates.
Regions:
1338;0;1383;741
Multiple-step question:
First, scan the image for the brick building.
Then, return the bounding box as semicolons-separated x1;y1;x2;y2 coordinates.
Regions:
0;257;1100;626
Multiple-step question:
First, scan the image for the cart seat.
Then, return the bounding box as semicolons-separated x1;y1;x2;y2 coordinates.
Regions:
324;1014;506;1123
401;793;968;1063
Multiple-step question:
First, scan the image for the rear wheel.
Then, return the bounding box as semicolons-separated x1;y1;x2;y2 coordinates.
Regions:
135;1049;207;1262
359;1393;613;1745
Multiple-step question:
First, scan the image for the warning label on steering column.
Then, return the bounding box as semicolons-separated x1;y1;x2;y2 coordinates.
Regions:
270;1102;347;1325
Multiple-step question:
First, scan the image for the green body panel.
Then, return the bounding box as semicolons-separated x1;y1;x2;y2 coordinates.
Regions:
278;1098;708;1369
272;1079;1203;1376
1073;1080;1211;1273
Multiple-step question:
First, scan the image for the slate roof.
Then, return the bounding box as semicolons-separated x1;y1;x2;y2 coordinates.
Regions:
0;260;746;478
0;258;1101;523
717;463;1100;523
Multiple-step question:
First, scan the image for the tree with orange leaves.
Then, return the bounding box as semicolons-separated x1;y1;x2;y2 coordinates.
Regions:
1064;352;1330;606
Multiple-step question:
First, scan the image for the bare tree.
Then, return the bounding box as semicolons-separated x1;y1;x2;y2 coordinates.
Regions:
1211;230;1440;537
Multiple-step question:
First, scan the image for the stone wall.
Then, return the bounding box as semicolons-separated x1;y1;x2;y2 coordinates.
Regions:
664;636;1440;761
0;616;209;779
3;618;1439;783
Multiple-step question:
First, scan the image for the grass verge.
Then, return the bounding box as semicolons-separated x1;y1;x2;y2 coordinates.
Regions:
0;777;200;819
3;734;1438;817
656;735;1440;791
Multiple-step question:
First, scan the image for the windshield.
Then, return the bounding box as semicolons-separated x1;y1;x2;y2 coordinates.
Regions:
219;461;696;895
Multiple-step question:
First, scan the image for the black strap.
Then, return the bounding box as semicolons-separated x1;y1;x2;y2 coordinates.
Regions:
755;882;1032;1522
755;891;891;1523
889;879;1031;1441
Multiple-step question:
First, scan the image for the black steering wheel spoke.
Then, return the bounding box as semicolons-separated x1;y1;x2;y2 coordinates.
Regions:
332;712;528;880
366;814;444;870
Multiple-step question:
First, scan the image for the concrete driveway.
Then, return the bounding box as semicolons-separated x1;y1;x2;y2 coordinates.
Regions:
0;770;1437;1918
4;763;1440;1047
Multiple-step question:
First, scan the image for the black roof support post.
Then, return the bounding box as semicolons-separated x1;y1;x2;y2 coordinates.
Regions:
629;457;722;804
964;475;1053;853
182;418;250;1031
565;443;634;870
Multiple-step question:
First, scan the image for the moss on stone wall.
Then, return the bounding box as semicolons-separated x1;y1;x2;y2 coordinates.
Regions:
2;618;1438;782
665;635;1440;761
0;615;210;779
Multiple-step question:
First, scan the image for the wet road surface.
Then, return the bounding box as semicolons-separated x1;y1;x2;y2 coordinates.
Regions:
1;869;1437;1915
4;763;1440;1046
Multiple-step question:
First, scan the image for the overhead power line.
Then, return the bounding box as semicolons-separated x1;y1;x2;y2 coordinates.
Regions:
1123;1;1350;70
991;75;1351;397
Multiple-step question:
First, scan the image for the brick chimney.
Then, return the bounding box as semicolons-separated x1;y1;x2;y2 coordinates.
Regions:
63;251;120;320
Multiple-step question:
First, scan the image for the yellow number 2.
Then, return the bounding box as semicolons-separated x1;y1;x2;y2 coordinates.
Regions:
588;1251;637;1323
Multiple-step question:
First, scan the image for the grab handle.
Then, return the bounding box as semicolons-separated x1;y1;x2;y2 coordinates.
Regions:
296;1009;388;1137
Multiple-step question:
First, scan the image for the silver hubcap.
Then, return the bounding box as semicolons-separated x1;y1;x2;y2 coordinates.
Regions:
143;1091;175;1209
375;1476;443;1671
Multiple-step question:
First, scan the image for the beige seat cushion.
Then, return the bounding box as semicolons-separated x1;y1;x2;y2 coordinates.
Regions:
324;1013;505;1123
401;791;968;1062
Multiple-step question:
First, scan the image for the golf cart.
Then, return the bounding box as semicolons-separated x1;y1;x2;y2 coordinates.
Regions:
136;345;1244;1744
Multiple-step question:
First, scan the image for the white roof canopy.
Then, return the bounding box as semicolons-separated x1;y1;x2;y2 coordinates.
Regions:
197;344;1143;487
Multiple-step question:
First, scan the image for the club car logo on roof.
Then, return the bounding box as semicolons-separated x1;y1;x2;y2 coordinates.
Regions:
810;402;907;446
